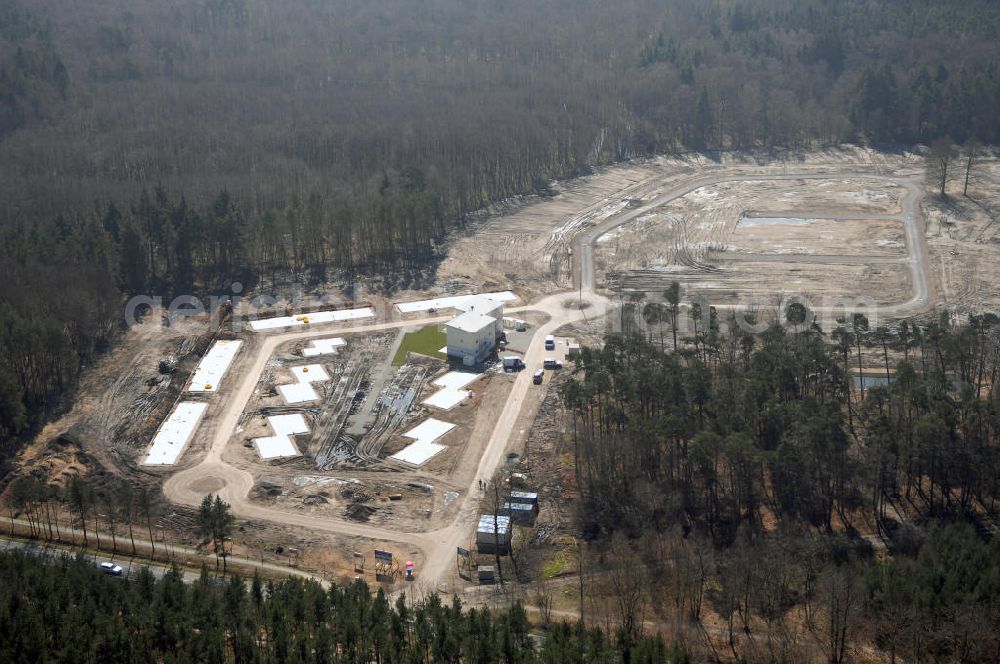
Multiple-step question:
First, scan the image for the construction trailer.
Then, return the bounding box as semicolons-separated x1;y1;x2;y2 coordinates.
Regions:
478;565;496;584
502;316;527;332
476;514;513;554
509;491;538;507
502;500;537;525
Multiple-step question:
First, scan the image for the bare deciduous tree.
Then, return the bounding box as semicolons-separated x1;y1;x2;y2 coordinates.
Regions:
818;565;862;664
926;137;957;198
963;137;983;197
532;577;554;628
608;532;646;641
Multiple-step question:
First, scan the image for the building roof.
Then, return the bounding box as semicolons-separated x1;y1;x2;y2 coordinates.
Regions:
395;291;516;314
454;296;503;315
447;310;497;334
477;514;512;534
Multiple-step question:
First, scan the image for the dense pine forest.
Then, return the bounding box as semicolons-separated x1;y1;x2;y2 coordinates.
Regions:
2;1;1000;464
564;310;1000;542
556;308;1000;660
0;551;690;663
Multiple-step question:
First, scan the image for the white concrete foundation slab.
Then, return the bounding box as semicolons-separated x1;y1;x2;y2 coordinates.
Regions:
404;418;455;444
423;389;471;410
254;435;301;460
143;401;208;466
395;291;517;314
390;440;446;466
291;364;330;383
248;307;374;331
434;371;480;390
267;414;309;436
302;337;346;357
278;383;319;404
187;340;242;392
423;371;480;410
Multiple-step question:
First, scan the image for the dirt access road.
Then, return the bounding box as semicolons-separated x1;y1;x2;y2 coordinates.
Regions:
162;165;933;592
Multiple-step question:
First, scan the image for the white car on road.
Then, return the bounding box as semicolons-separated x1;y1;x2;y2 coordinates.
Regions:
100;561;123;576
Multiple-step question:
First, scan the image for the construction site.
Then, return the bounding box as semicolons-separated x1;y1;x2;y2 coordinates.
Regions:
11;146;1000;598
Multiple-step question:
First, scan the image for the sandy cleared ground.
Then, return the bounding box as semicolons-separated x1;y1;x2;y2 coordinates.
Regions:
921;159;1000;315
441;146;924;307
586;171;923;309
595;175;909;274
599;215;907;267
602;263;911;309
437;159;682;300
685;177;907;216
726;219;907;256
679;261;910;307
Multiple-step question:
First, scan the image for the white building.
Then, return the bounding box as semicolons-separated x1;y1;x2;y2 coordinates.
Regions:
453;296;504;337
446;311;498;366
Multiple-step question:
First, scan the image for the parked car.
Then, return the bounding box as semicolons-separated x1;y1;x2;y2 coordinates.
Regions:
532;369;544;384
544;335;555;350
543;358;562;370
100;561;123;576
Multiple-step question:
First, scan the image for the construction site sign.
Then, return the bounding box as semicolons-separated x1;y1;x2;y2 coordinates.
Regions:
374;549;393;563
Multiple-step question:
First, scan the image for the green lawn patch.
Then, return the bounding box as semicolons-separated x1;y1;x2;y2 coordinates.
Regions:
541;549;573;579
392;324;447;365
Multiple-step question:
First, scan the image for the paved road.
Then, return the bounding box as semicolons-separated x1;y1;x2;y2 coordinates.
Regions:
0;537;208;584
1;518;323;585
159;165;933;593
